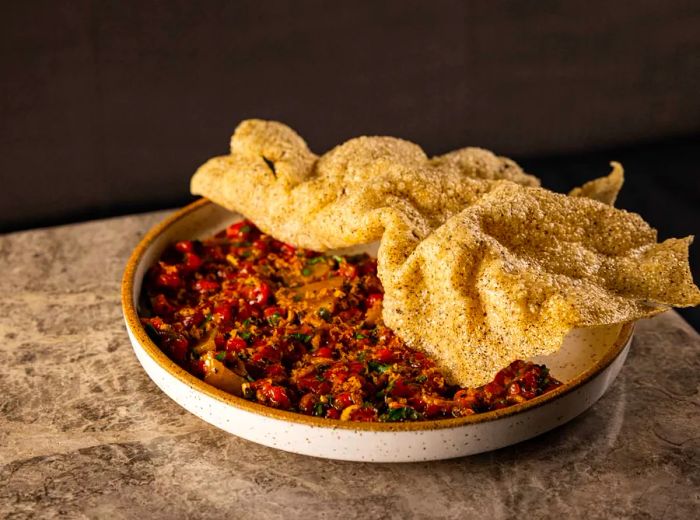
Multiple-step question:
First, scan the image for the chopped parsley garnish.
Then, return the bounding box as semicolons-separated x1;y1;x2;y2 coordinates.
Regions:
301;267;312;276
380;407;420;422
354;332;367;340
215;352;226;361
287;333;312;344
267;312;282;326
318;308;332;322
238;331;253;342
415;374;428;383
313;402;325;417
307;256;326;265
368;360;391;373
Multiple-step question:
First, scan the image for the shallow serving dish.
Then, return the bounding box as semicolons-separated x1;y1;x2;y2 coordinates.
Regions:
122;199;634;462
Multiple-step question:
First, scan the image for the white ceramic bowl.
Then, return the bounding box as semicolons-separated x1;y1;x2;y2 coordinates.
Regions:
122;199;633;462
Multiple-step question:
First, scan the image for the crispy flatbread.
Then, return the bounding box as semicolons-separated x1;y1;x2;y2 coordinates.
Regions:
192;120;700;386
570;161;625;205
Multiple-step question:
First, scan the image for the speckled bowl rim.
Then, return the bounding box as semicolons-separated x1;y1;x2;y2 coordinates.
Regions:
122;198;634;432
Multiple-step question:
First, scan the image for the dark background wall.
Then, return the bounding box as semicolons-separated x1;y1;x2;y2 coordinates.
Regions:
1;0;699;326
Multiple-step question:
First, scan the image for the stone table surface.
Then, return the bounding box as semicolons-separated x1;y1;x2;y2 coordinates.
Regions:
1;210;699;520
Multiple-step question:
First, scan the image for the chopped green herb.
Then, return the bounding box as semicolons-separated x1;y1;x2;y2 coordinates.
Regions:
318;308;332;322
380;407;420;422
238;331;253;342
357;351;366;362
307;256;326;265
415;374;428;383
240;225;251;234
315;373;326;382
332;255;345;264
267;312;282;326
368;360;391;373
354;332;367;340
301;267;312;276
313;402;325;417
287;333;312;344
242;318;252;327
215;352;226;361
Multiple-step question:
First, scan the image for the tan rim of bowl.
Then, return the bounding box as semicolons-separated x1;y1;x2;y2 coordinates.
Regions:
121;198;634;432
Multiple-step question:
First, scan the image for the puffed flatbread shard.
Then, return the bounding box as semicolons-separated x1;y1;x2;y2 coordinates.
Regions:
569;161;625;205
192;120;700;387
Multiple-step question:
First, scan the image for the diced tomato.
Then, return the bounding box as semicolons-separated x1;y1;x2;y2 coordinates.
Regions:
243;281;271;306
326;408;340;419
225;337;247;353
191;359;206;377
298;393;317;414
483;382;504;398
390;379;417;398
359;260;378;275
156;268;182;289
174;240;194;253
348;406;378;422
151;294;174;315
347;361;364;374
226;221;252;240
314;347;333;358
297;376;332;395
366;292;383;309
423;403;444;418
179;308;204;328
183;252;203;271
252;239;268;254
264;306;284;318
193;279;219;292
213;303;234;323
333;392;354;410
169;335;189;362
237;261;255;276
280;243;296;257
252;345;282;363
374;347;394;363
338;262;358;279
265;363;286;380
265;385;291;409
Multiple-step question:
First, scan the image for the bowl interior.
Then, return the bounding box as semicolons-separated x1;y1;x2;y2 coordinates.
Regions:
131;200;623;386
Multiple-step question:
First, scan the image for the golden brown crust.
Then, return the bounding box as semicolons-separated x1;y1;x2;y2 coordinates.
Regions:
569;161;625;205
191;120;700;386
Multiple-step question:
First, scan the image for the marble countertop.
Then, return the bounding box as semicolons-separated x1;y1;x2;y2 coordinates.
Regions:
1;210;699;519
